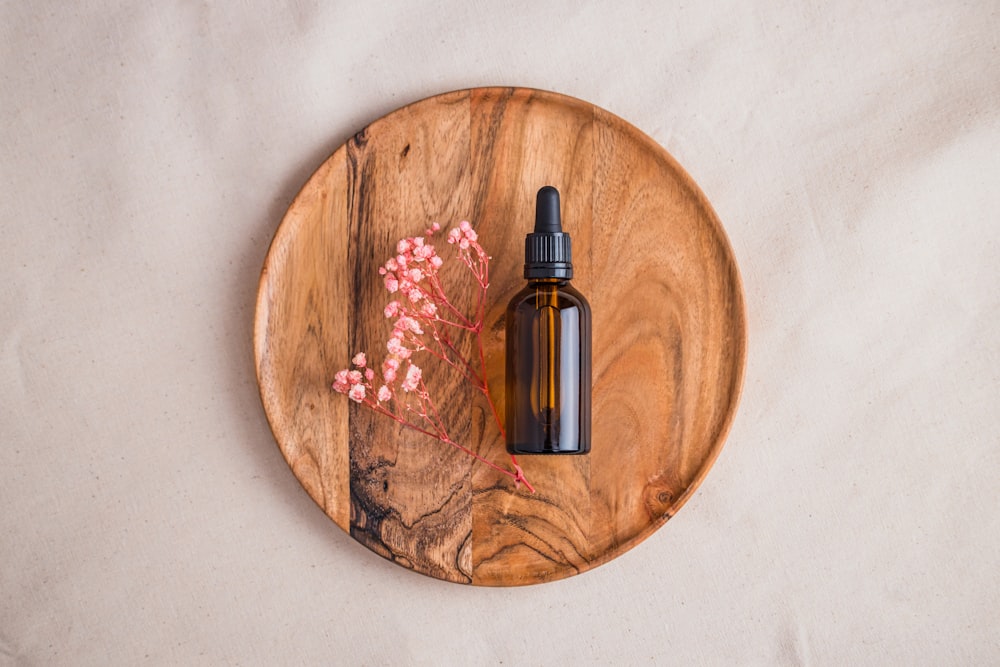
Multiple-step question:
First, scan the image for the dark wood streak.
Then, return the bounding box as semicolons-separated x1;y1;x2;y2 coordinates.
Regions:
343;96;477;584
474;540;582;573
455;530;473;579
397;481;465;531
345;128;393;561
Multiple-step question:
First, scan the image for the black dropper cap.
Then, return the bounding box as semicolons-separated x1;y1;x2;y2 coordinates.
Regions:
524;186;573;279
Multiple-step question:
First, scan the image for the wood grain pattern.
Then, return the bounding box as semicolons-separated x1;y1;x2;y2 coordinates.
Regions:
254;87;746;586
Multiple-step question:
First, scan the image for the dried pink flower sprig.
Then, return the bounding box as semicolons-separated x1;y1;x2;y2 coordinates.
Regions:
333;221;533;493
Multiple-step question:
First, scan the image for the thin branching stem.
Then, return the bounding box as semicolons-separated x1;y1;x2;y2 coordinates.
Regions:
332;222;533;492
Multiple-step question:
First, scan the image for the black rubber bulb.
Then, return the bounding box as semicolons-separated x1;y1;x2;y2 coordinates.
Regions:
534;186;562;233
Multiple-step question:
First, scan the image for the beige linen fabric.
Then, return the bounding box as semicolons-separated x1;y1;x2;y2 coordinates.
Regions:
2;2;997;664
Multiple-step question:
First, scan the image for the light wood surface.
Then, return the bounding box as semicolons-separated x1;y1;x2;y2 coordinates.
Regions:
254;87;746;585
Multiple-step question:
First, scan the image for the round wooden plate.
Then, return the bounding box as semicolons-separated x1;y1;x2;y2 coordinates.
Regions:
254;87;746;585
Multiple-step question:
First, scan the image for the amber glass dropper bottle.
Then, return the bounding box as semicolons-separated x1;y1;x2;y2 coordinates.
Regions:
505;186;592;454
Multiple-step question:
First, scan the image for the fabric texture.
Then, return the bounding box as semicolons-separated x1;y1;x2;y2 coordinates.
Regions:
2;2;998;664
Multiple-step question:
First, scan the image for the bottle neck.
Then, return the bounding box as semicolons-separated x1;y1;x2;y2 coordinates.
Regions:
528;277;569;287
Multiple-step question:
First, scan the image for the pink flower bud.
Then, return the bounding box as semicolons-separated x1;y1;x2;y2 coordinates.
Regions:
387;337;409;358
384;275;399;293
401;364;422;392
384;301;400;318
459;220;471;232
365;368;375;380
332;369;350;393
347;370;362;384
348;384;366;402
352;352;367;367
377;385;391;402
430;255;443;269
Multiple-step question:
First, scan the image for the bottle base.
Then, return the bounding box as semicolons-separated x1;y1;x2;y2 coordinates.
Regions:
506;443;591;455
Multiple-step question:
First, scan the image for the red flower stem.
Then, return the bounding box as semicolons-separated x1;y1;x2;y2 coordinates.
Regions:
428;322;477;379
341;227;534;493
441;436;526;483
404;400;435;432
425;274;474;328
403;271;472;329
509;455;534;493
412;324;482;387
365;401;441;442
363;393;524;485
418;380;449;434
429;316;478;331
436;333;484;386
469;276;535;494
476;330;505;438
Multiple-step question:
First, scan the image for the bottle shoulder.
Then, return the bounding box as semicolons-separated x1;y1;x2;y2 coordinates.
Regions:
505;281;591;313
559;283;590;309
